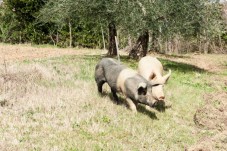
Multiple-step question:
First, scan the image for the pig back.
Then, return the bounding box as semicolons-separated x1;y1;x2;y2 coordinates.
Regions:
138;56;163;80
116;68;138;94
96;58;126;91
95;58;119;84
103;63;126;91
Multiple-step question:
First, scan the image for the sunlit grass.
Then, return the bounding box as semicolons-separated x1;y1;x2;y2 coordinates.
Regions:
0;52;225;150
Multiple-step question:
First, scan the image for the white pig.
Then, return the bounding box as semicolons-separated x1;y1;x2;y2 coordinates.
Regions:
138;56;171;102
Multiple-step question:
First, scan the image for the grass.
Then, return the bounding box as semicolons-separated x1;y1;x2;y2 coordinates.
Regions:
0;51;225;150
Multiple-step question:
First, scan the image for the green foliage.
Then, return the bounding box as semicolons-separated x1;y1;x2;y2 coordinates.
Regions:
0;2;18;42
0;0;48;43
0;0;226;52
5;0;45;23
73;22;102;48
222;33;227;42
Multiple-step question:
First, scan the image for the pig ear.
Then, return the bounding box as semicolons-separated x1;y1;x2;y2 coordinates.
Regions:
149;81;161;86
149;73;156;80
137;82;147;95
162;69;171;83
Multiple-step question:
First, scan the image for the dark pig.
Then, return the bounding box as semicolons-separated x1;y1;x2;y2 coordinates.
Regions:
95;58;155;113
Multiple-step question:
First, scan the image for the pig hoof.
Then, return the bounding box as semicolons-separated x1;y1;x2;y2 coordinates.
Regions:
145;105;151;110
131;109;137;114
129;106;137;113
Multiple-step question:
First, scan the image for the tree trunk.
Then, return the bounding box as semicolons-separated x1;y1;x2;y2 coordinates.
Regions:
204;41;209;54
128;34;132;48
56;31;59;46
101;26;106;50
129;30;149;59
19;31;22;44
49;34;56;46
108;22;117;56
69;21;72;48
151;32;159;52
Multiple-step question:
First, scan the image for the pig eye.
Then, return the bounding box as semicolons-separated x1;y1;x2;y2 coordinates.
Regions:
138;87;147;95
152;84;160;87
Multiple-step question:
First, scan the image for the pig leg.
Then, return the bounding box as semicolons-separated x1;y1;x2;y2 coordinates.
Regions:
126;98;137;113
111;88;119;104
97;80;105;93
95;65;106;93
139;99;154;108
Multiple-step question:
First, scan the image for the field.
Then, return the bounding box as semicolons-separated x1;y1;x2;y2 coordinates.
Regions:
0;44;226;151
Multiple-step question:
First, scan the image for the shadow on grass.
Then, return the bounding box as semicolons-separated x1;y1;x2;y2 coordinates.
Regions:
159;58;207;73
152;101;172;112
159;53;191;59
81;54;207;73
137;105;158;119
80;55;103;60
121;55;207;73
99;91;158;120
45;52;208;74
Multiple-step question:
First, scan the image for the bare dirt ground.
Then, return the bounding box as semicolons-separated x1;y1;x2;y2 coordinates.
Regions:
1;44;226;73
191;92;227;151
0;44;101;63
152;52;227;73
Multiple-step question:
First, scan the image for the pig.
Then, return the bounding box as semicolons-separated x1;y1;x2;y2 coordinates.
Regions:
138;56;171;103
95;58;155;113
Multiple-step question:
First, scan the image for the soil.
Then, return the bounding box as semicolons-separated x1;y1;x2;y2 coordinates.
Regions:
194;92;227;131
1;44;226;73
188;92;227;151
152;52;227;73
188;130;227;151
0;44;101;63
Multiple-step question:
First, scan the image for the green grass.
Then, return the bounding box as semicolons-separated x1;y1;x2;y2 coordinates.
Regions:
0;53;224;151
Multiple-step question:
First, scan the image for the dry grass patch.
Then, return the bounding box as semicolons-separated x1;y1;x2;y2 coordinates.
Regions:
191;92;227;151
152;53;227;73
0;43;101;63
194;92;227;131
0;49;226;150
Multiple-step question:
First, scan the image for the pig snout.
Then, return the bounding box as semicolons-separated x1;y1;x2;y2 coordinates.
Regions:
158;96;165;101
152;85;165;102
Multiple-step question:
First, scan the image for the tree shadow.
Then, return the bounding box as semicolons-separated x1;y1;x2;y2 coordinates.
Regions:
137;105;158;119
99;90;158;119
159;58;207;73
98;90;125;105
159;53;191;59
152;101;172;112
81;54;208;73
121;55;207;73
